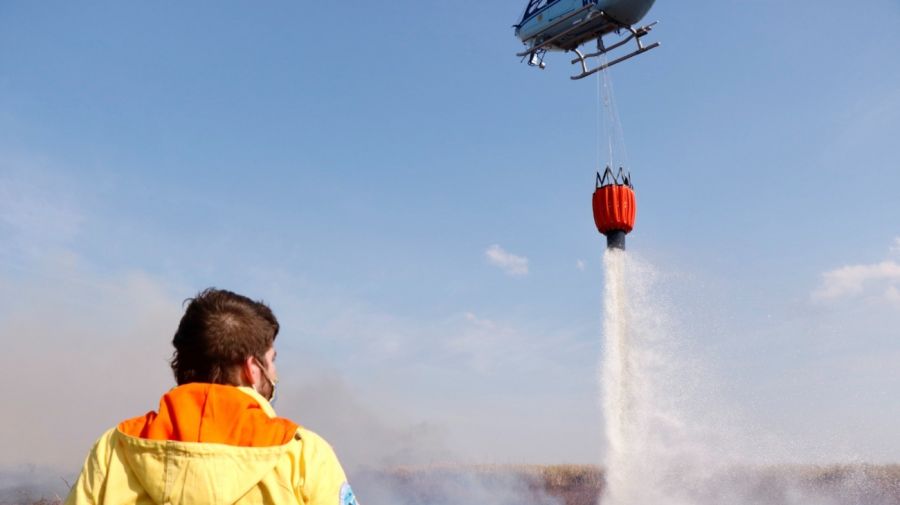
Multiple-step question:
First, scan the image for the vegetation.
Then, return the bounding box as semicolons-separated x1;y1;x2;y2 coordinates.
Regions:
6;464;900;505
369;464;900;505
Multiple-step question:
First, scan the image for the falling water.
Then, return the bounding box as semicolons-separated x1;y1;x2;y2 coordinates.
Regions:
600;250;716;505
600;248;632;505
599;250;896;505
601;249;693;505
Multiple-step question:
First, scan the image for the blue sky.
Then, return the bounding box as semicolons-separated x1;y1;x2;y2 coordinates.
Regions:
1;0;899;474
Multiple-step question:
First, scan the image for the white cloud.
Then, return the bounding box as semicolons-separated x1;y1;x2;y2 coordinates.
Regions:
890;237;900;257
812;241;900;305
484;244;529;277
576;259;586;271
811;237;900;306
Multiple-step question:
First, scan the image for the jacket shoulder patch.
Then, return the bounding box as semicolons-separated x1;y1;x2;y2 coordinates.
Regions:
340;482;358;505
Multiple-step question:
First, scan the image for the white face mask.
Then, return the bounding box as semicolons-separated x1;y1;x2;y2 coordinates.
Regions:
254;357;279;406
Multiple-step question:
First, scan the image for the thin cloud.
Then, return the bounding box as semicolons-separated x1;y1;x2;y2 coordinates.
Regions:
484;244;529;277
576;259;586;271
812;261;900;301
442;311;584;376
812;240;900;305
0;167;83;251
886;285;900;305
890;237;900;257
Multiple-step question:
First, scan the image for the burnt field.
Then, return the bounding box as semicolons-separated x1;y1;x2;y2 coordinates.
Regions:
354;464;900;505
5;464;900;505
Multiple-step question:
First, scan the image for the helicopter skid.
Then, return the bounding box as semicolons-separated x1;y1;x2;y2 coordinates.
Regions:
570;21;659;80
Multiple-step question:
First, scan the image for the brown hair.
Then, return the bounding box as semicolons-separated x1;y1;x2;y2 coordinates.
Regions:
170;288;279;385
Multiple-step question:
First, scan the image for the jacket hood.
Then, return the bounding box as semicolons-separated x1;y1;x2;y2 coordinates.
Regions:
114;384;300;505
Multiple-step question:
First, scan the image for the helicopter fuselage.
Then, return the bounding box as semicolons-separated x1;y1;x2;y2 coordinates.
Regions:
515;0;656;52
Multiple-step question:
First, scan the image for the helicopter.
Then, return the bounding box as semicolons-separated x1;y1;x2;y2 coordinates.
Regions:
514;0;660;80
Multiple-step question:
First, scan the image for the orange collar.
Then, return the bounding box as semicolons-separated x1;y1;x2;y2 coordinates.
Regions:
118;383;299;447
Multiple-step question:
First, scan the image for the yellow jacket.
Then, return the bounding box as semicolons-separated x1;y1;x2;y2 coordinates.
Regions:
65;384;358;505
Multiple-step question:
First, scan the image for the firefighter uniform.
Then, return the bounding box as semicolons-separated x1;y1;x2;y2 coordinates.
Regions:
65;383;358;505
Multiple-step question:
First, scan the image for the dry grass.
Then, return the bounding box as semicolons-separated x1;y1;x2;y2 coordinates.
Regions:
374;464;900;505
1;497;61;505
8;464;900;505
372;464;603;505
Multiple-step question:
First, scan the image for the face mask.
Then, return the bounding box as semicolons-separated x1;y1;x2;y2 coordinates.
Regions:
254;357;279;406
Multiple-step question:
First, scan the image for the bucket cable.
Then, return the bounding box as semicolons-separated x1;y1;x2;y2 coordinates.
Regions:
595;52;630;178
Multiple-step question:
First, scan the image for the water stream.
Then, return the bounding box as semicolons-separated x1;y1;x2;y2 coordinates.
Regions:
599;250;893;505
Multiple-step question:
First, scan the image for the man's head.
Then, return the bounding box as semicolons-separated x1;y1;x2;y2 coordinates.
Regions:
170;288;279;398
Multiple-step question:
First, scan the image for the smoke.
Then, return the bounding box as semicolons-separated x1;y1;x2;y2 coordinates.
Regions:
353;467;562;505
0;303;564;505
276;372;563;505
278;372;452;471
0;262;564;503
0;267;180;471
0;254;186;502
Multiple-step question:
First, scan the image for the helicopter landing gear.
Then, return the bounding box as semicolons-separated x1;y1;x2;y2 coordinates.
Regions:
570;21;660;80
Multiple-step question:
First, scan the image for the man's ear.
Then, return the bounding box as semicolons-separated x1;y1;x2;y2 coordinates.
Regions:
239;355;257;387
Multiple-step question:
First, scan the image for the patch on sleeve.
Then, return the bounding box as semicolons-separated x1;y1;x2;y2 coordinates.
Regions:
340;482;359;505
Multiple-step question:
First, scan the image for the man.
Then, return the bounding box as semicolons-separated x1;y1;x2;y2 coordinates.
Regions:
66;288;359;505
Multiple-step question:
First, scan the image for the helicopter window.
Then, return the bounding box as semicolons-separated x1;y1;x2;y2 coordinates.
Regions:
522;0;559;20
